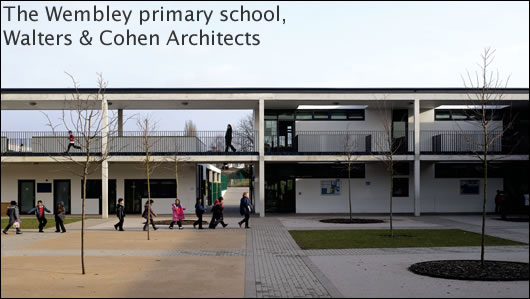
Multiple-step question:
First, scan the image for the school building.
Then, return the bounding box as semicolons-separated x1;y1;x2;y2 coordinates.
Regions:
1;88;528;217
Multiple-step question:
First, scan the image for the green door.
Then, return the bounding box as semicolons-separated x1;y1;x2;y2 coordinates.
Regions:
18;180;35;214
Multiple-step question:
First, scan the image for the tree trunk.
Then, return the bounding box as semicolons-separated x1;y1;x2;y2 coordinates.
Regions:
389;158;394;238
481;129;488;266
81;165;87;275
146;156;151;241
348;163;352;222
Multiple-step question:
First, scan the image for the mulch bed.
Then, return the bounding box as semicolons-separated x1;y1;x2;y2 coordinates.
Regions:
493;218;529;222
144;220;208;225
320;218;384;224
409;260;529;281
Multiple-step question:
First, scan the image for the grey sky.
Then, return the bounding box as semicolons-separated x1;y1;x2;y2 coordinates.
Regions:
1;1;528;131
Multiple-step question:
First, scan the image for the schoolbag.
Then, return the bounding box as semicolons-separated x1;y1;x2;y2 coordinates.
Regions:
6;207;14;217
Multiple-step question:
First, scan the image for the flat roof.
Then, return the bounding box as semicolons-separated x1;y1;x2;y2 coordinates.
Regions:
1;87;529;94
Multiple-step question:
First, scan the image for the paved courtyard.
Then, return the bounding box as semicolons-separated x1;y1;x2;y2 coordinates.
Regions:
1;188;528;298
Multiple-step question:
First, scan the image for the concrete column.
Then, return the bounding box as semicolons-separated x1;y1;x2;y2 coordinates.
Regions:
413;99;420;216
101;98;109;219
258;99;265;217
118;109;123;137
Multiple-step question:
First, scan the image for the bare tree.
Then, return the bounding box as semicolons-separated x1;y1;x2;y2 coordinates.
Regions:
136;114;162;240
184;120;198;137
235;113;255;152
461;47;512;266
43;73;118;274
373;97;407;238
339;125;362;222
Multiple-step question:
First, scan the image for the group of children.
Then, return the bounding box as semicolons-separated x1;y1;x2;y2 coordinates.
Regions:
129;191;253;231
3;192;253;234
2;200;67;235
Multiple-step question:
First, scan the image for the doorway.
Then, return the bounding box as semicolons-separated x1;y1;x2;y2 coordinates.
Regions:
18;180;35;214
124;180;144;214
54;180;71;214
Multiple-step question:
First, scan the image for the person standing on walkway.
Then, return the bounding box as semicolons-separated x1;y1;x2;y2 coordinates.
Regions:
193;198;205;229
65;130;81;153
28;200;51;233
170;199;185;230
55;201;67;233
494;190;504;214
3;201;22;235
238;192;253;229
142;200;158;231
225;124;237;152
114;198;125;231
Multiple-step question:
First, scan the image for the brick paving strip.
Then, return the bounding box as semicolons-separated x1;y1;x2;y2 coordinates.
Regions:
245;217;343;298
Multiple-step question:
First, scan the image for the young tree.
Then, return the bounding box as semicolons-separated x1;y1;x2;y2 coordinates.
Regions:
461;47;512;266
136;115;162;240
43;73;118;274
374;97;407;238
340;125;362;222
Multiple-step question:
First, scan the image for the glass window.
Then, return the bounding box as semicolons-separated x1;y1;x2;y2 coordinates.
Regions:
393;162;410;176
392;178;409;197
451;110;468;120
278;112;294;120
313;111;329;119
83;180;102;198
296;111;313;120
460;180;479;194
37;183;52;193
348;110;365;120
435;110;451;120
330;112;348;120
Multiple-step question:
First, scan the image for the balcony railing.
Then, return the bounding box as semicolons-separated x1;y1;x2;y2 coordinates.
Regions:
1;130;526;157
0;131;258;156
265;131;415;155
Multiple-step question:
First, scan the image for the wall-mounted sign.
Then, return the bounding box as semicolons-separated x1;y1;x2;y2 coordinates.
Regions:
321;179;340;195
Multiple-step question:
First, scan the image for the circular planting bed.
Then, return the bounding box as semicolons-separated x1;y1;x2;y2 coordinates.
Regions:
409;260;529;281
320;218;384;224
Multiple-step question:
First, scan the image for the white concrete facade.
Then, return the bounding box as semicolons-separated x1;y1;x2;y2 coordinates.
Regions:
1;88;528;216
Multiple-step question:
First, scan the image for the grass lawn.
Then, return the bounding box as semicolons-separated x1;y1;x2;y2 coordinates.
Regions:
289;229;527;249
1;218;81;230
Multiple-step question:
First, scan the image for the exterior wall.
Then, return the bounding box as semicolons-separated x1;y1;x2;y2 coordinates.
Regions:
1;162;197;215
420;162;501;213
295;163;414;213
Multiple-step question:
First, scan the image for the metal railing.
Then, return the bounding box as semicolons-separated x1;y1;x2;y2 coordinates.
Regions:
420;130;528;154
265;130;415;155
0;131;259;156
2;130;526;156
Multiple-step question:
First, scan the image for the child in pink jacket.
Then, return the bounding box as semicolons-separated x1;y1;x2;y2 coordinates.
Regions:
169;199;185;230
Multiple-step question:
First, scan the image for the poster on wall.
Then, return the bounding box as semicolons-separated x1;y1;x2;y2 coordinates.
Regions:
460;180;479;194
321;180;341;195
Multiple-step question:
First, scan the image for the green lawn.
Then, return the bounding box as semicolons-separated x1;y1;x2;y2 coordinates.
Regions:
1;217;81;230
289;229;527;249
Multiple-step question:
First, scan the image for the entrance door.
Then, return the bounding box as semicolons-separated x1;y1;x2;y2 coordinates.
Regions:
124;180;143;214
18;180;35;214
278;121;294;152
54;180;71;214
265;178;296;213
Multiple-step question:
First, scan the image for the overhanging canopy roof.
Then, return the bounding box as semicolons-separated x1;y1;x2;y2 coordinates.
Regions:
1;88;528;110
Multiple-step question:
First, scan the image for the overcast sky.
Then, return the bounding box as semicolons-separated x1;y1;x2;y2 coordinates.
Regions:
1;1;528;131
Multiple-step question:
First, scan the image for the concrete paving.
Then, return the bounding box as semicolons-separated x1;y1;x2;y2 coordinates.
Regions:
1;188;529;298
